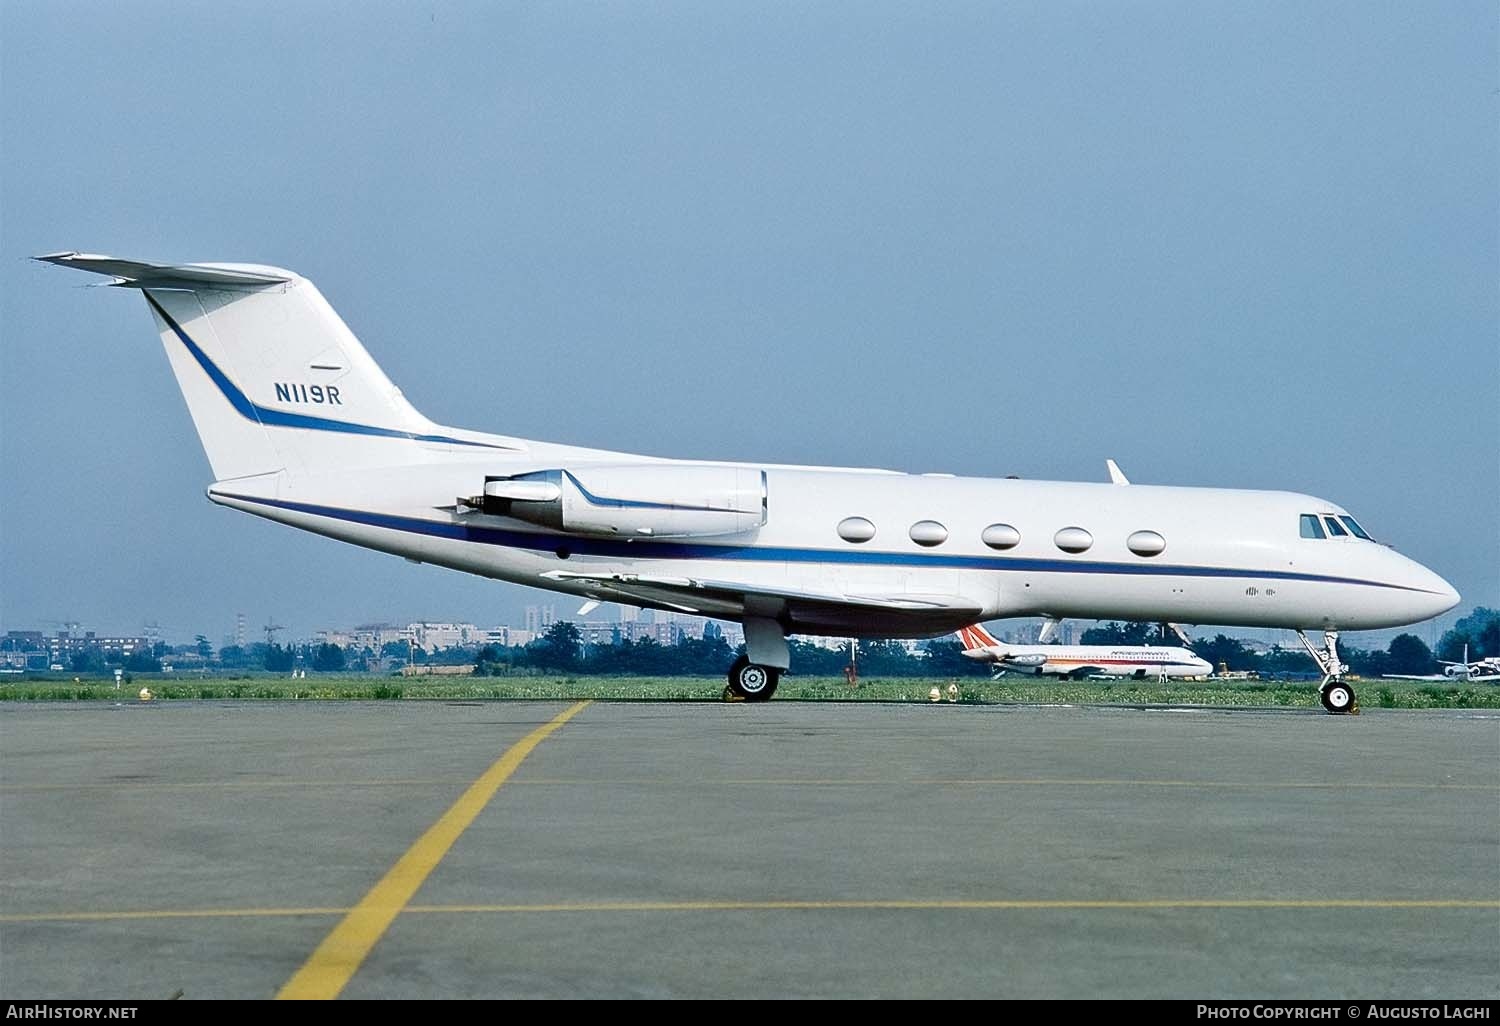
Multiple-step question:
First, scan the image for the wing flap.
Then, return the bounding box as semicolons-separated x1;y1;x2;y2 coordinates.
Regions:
540;569;982;632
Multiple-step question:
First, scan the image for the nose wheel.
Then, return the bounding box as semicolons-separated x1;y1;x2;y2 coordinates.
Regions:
1298;630;1360;715
1319;678;1357;715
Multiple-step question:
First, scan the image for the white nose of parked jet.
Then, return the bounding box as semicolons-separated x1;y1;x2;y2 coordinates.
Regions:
1403;560;1461;623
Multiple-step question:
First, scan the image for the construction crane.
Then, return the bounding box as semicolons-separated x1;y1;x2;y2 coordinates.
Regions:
264;622;285;645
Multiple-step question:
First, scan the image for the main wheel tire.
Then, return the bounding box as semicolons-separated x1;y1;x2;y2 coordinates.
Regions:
727;654;780;702
1320;679;1356;714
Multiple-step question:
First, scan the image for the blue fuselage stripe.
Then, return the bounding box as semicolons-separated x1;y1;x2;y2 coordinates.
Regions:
143;291;503;449
215;492;1428;594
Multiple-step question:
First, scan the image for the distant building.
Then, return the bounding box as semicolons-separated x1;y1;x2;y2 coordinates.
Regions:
624;621;677;645
48;632;149;662
1005;623;1042;645
1;632;46;672
0;651;33;671
793;635;852;651
483;626;535;648
576;622;623;647
407;622;480;652
2;631;45;652
352;624;411;651
566;613;742;649
524;605;556;635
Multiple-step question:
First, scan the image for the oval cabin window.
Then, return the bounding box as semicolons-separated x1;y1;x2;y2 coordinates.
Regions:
981;524;1021;550
1054;526;1093;553
908;520;948;547
837;517;877;543
1126;530;1166;557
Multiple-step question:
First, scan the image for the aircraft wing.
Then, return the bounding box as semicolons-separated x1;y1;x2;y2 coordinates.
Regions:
1064;665;1107;678
539;569;982;635
1379;674;1448;682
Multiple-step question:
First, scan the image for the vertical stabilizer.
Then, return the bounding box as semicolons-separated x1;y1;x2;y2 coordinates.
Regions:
38;253;503;481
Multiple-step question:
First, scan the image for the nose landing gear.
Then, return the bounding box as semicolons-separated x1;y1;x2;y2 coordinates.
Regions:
1296;630;1359;715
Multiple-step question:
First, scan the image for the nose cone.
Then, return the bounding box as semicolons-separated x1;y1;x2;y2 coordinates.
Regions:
1191;656;1214;676
1426;572;1462;618
1405;561;1461;624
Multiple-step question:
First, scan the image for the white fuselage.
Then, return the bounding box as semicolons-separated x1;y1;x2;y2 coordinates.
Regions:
208;447;1459;638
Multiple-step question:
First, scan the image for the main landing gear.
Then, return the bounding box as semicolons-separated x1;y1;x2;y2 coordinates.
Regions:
1296;630;1359;715
725;654;780;701
723;616;789;702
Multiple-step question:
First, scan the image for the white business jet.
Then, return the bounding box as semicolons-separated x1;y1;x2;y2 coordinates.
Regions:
37;253;1460;711
955;623;1213;681
1382;645;1500;684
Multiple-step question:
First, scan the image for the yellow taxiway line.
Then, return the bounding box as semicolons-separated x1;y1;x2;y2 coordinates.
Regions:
274;700;592;1000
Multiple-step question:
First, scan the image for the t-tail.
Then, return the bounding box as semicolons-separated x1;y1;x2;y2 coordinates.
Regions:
35;252;515;483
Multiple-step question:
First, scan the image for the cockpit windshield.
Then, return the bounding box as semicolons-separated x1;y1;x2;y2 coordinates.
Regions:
1301;512;1374;540
1339;515;1372;540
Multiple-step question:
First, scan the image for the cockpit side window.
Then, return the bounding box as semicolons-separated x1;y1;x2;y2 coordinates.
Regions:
1339;516;1372;540
1323;516;1349;537
1300;514;1326;539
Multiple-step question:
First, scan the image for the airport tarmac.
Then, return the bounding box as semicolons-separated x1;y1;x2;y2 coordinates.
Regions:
1;700;1496;1000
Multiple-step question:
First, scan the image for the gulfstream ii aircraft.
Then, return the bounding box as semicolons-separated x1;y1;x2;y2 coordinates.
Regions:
37;252;1460;711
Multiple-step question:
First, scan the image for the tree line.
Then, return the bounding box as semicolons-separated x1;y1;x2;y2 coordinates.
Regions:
20;607;1495;678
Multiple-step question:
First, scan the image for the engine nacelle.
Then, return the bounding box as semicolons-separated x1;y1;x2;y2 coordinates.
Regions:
477;464;767;539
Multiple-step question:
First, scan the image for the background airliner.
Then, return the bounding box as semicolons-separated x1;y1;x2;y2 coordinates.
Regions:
37;253;1460;712
955;623;1213;680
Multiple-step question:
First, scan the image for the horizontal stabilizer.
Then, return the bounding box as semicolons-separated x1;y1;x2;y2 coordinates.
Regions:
35;252;291;288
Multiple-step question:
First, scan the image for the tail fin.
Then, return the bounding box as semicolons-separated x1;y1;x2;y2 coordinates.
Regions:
956;623;1002;654
38;252;504;481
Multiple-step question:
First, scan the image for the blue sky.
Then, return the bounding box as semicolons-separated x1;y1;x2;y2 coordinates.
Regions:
2;1;1495;649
